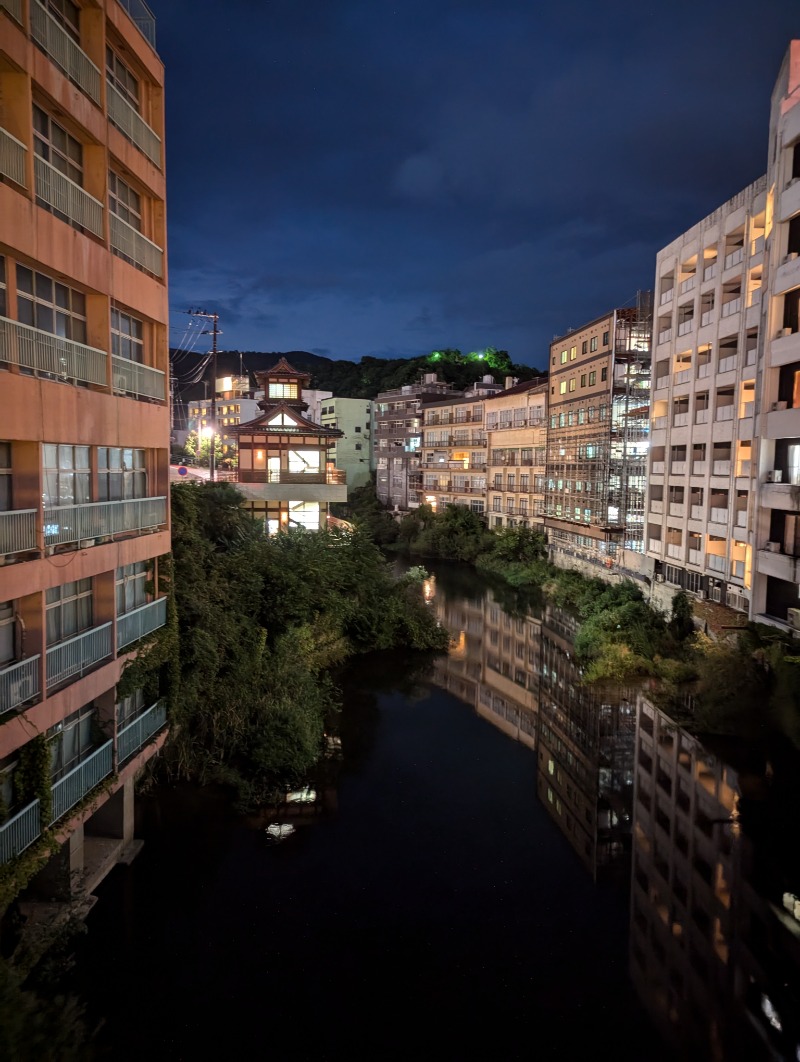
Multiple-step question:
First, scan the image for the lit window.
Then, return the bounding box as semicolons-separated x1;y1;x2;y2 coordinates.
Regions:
590;337;598;352
559;381;567;394
561;350;568;364
570;346;577;360
589;371;597;386
569;379;576;392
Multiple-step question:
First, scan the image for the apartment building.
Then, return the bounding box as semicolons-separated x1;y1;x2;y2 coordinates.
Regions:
545;295;652;570
647;181;766;613
0;0;170;908
375;373;458;511
484;377;548;530
319;396;374;492
187;375;259;463
753;41;800;628
228;358;345;533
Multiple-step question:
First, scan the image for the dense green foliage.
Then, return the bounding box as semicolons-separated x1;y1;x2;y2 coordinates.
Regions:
333;475;399;545
0;957;93;1061
138;483;447;805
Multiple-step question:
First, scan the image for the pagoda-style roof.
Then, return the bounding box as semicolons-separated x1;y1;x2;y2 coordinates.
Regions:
229;401;343;438
255;357;312;385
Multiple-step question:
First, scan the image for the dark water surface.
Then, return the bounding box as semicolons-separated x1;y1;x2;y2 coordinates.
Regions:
71;566;676;1060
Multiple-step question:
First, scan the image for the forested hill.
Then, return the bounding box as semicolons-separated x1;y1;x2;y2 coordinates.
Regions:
172;347;547;402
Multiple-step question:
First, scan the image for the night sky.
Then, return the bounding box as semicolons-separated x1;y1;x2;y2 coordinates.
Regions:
156;0;799;368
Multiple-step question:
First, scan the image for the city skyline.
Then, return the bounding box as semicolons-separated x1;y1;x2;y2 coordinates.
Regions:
157;0;798;366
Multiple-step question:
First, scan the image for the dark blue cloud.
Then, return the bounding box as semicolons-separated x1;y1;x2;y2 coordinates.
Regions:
157;0;800;366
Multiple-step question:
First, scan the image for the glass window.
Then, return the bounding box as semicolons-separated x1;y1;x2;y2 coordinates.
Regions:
48;703;95;782
116;562;147;615
570;346;577;361
589;371;597;386
581;341;587;355
560;350;568;364
559;381;567;394
590;337;598;352
0;441;10;512
17;267;86;345
268;383;298;400
569;379;576;392
0;256;5;319
601;366;608;382
106;47;140;111
109;172;142;231
111;306;144;363
43;0;80;43
45;579;92;645
602;331;610;346
97;447;146;501
42;443;90;506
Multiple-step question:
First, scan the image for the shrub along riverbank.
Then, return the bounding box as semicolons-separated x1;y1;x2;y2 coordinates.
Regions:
339;489;800;747
129;483;448;807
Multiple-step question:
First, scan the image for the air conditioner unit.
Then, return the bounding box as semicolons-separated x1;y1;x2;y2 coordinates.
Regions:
654;573;664;583
696;590;707;601
788;608;800;631
767;469;783;483
765;541;781;553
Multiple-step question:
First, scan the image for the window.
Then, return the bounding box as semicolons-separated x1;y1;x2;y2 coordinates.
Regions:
268;383;298;400
109;172;142;231
49;704;95;782
43;0;80;42
589;371;597;386
581;341;588;355
550;415;557;428
0;601;14;665
580;374;586;387
601;366;608;382
116;562;147;614
569;378;576;392
0;442;10;512
33;105;84;219
602;331;610;346
560;350;568;364
107;46;140;112
111;306;144;363
559;381;567;394
97;447;147;501
590;337;598;352
117;688;146;729
42;444;90;506
17;267;86;344
354;426;361;433
0;256;5;318
45;579;92;645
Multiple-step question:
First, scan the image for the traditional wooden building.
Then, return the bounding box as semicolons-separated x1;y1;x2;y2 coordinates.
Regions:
229;358;346;532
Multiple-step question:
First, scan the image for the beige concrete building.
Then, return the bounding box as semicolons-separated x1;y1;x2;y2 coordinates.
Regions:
484;377;548;530
0;0;170;914
320;396;374;492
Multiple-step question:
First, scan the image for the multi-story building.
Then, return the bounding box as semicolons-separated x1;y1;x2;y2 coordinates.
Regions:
0;0;170;910
647;181;766;613
375;373;458;511
319;397;374;492
753;41;800;628
187;375;260;463
484;378;548;530
229;358;346;532
544;295;652;570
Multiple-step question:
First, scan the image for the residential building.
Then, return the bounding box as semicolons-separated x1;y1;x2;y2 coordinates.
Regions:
187;375;259;463
319;397;374;491
647;181;765;613
0;0;170;907
228;357;345;532
753;41;800;628
544;295;652;571
484;377;548;530
375;373;458;511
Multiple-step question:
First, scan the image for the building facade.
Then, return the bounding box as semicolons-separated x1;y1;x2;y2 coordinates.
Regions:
545;296;652;568
187;375;260;465
319;396;374;492
0;0;170;907
484;378;548;530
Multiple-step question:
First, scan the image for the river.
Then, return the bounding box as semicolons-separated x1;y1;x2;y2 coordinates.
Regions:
68;562;800;1061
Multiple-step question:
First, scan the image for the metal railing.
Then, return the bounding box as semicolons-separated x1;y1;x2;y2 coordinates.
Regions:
0;509;36;555
117;597;167;650
117;698;167;763
110;213;163;277
43;496;166;548
0;0;23;23
30;0;101;104
112;354;166;401
49;741;112;825
34;156;103;237
0;655;40;716
0;126;26;186
46;622;112;690
0;315;107;385
235;469;346;485
106;82;161;166
117;0;156;48
0;800;41;865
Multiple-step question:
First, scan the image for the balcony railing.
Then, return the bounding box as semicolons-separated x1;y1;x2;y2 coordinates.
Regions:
118;0;156;48
0;126;26;186
0;0;23;23
721;297;741;318
235;469;346;485
0;315;107;385
723;247;744;271
110;214;163;277
703;263;717;282
679;276;696;294
710;507;729;524
657;328;672;345
43;496;167;548
0;800;41;865
690;505;703;520
117;698;167;763
112;354;166;401
659;289;674;306
695;409;709;424
677;319;694;337
106;82;161;166
34;156;103;237
0;508;36;555
0;655;40;716
715;405;734;421
50;741;112;825
712;460;731;476
30;0;101;104
706;554;727;573
117;597;167;650
46;622;113;690
688;548;702;565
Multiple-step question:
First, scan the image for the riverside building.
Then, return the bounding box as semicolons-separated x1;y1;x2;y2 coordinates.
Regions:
484;377;548;530
0;0;170;913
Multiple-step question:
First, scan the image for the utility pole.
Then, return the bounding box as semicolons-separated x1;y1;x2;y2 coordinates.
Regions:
187;309;221;481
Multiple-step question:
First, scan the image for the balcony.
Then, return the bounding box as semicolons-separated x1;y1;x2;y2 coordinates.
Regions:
679;276;696;295
657;328;672;345
107;82;162;167
651;462;665;474
0;508;36;556
692;461;707;476
672;412;689;427
43;496;167;549
723;248;744;271
674;369;691;385
110;215;164;278
659;289;674;306
670;461;687;475
0;655;40;716
118;0;157;48
647;538;662;553
695;409;709;424
30;0;101;104
46;622;113;691
49;741;113;825
112;354;166;401
690;505;703;520
677;319;693;337
0;315;107;385
703;263;717;282
709;507;729;525
650;500;663;514
757;547;800;583
712;460;731;476
666;544;683;559
698;362;711;378
0;800;41;865
34;156;103;238
0;126;26;187
117;597;167;651
715;406;734;422
720;297;741;319
1;0;22;22
117;698;167;763
668;503;686;518
700;310;714;327
706;555;727;573
688;549;702;565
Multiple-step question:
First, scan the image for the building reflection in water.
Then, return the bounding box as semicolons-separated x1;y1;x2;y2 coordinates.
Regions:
426;569;800;1060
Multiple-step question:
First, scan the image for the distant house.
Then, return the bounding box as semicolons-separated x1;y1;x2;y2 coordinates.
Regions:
228;358;345;533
